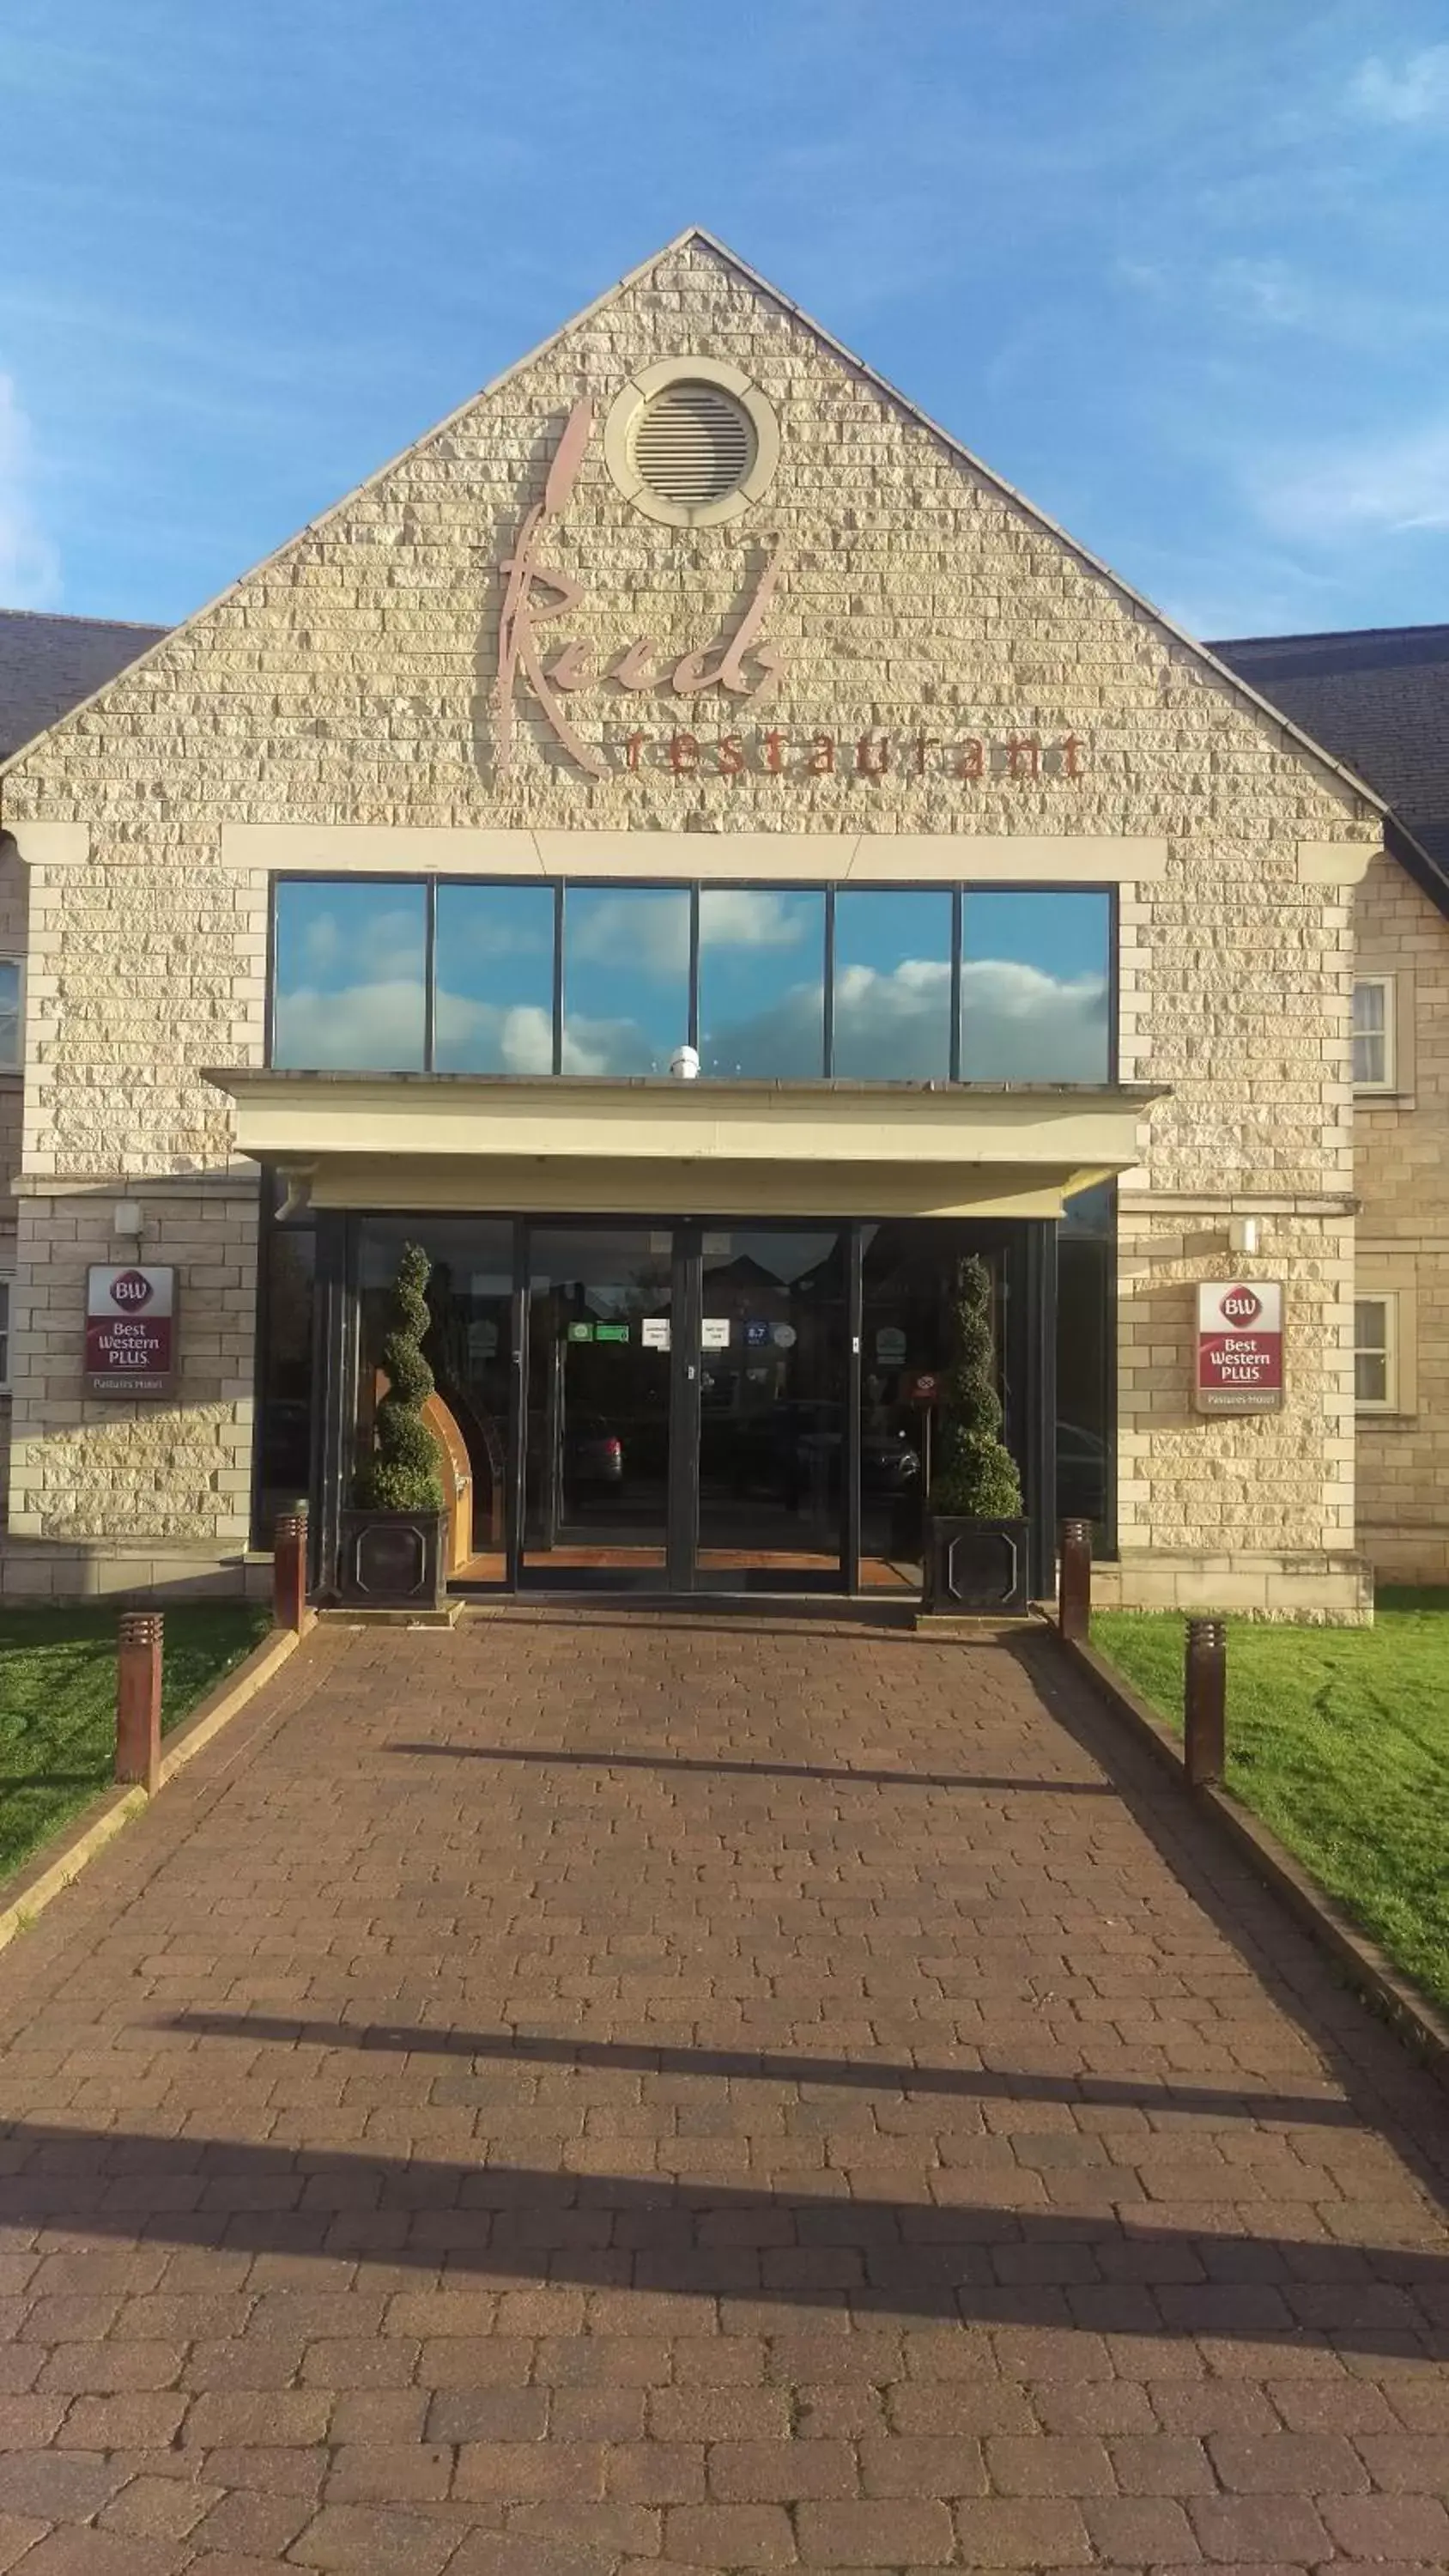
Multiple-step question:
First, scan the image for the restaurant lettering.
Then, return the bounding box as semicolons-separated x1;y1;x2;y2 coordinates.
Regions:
494;398;1089;785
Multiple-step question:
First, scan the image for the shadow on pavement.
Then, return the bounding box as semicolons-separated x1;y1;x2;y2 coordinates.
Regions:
171;2011;1362;2130
0;2118;1443;2358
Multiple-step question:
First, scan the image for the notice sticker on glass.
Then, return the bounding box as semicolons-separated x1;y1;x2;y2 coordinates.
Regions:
701;1317;731;1351
567;1321;594;1343
875;1326;907;1365
641;1317;671;1351
702;1232;732;1255
596;1322;629;1344
772;1322;797;1350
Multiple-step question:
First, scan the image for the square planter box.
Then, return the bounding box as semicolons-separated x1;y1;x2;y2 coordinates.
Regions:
924;1514;1031;1617
337;1509;448;1609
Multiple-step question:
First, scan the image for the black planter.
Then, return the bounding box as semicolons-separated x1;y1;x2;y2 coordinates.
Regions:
924;1513;1031;1616
337;1509;448;1609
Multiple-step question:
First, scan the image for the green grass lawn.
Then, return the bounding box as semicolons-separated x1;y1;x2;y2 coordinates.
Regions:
1092;1590;1449;2020
0;1602;271;1884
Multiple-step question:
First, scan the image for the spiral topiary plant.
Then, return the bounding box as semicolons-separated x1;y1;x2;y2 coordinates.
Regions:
356;1241;445;1513
928;1254;1024;1519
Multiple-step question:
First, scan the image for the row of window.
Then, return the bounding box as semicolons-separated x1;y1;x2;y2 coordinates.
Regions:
0;941;1405;1092
270;879;1115;1084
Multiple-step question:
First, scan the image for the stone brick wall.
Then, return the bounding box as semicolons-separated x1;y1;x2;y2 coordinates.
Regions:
0;841;28;1512
1352;848;1449;1582
0;236;1378;1602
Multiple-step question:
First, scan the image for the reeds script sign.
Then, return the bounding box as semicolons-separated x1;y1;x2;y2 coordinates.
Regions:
494;398;786;780
493;397;1088;787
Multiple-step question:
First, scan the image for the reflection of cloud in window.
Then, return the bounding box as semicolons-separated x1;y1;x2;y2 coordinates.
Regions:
706;954;1107;1081
295;906;424;983
699;890;811;951
960;957;1107;1078
274;947;1107;1081
274;977;425;1069
567;894;690;975
444;907;552;960
274;978;646;1075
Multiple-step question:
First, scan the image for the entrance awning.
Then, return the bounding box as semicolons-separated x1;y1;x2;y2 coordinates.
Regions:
204;1072;1164;1220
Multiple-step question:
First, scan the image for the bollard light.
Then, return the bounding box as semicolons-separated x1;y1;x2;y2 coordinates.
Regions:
273;1506;309;1632
115;1610;164;1795
1058;1517;1092;1643
1184;1615;1228;1789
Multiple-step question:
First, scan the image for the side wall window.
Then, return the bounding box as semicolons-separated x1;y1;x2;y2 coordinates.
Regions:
0;961;22;1072
1351;976;1395;1091
1354;1296;1395;1409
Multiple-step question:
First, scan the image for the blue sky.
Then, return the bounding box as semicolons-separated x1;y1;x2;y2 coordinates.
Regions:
5;1;1449;640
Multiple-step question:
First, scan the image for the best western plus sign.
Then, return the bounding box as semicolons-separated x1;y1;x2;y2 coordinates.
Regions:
1196;1281;1285;1413
85;1266;178;1400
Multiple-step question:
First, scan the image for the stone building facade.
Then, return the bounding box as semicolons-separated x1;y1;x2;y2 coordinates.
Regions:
0;232;1388;1615
1216;626;1449;1586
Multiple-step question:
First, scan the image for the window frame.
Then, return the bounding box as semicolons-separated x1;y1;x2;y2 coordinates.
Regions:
1353;1293;1396;1413
0;956;24;1077
268;873;1119;1086
266;873;431;1074
0;1274;12;1394
1351;972;1397;1094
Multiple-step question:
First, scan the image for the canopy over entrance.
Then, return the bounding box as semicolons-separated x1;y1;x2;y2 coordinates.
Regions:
206;1071;1163;1220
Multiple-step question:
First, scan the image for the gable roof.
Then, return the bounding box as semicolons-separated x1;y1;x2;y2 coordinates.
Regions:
0;228;1387;824
1211;623;1449;920
0;610;170;763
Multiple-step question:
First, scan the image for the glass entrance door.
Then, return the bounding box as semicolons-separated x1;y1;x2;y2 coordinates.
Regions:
694;1226;849;1589
523;1227;676;1585
519;1222;848;1592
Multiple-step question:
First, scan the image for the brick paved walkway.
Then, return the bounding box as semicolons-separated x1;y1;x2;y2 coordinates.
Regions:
0;1608;1445;2575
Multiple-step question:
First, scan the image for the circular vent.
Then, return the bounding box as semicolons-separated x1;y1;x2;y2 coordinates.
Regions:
630;380;757;511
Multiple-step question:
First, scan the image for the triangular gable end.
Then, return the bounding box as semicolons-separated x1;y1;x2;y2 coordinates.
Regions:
0;224;1385;825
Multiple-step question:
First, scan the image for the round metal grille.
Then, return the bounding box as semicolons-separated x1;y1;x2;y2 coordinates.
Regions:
630;380;756;508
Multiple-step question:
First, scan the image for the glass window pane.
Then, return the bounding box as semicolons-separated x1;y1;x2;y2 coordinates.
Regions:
1355;1349;1388;1405
1058;1183;1113;1529
699;887;825;1078
272;881;427;1070
961;890;1111;1082
832;891;953;1079
434;884;555;1074
253;1220;315;1544
562;886;689;1076
1351;983;1387;1085
1354;1298;1385;1350
0;959;20;1070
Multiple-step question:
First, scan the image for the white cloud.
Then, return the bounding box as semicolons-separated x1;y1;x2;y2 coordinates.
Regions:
567;891;690;975
1253;418;1449;539
698;890;811;950
707;955;1109;1084
1210;258;1310;330
274;977;644;1077
297;903;424;979
276;952;1110;1084
1349;46;1449;126
0;373;60;606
